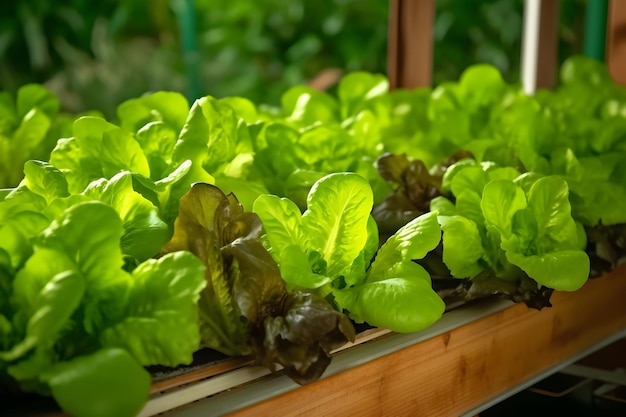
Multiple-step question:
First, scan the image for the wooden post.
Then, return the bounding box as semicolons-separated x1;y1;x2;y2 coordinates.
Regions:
387;0;435;90
521;0;560;94
536;0;560;89
606;0;626;85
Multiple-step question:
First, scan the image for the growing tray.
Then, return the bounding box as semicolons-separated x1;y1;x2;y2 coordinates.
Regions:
143;264;626;417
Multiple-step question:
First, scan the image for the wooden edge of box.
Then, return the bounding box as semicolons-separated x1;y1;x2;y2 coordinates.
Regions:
220;265;626;417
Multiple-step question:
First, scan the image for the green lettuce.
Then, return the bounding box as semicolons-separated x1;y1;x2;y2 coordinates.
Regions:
0;84;74;188
0;201;206;417
172;95;267;211
433;161;589;293
251;73;394;208
117;91;190;136
49;116;151;194
6;161;170;263
254;172;445;333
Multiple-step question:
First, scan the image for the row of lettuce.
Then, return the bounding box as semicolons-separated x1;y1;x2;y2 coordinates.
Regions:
1;56;625;417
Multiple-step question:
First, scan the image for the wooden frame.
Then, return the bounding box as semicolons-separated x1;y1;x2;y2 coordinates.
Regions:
387;0;435;89
607;0;626;85
152;266;626;417
388;0;626;91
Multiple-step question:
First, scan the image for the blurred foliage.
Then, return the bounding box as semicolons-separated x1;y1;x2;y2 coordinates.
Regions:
0;0;587;118
433;0;586;85
193;0;389;105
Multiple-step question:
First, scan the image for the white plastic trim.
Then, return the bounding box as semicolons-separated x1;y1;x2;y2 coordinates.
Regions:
521;0;542;95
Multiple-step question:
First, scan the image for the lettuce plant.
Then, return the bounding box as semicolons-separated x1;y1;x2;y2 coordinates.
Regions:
5;160;170;264
252;72;394;208
160;183;354;384
432;160;589;293
254;172;445;333
0;201;206;417
0;84;74;188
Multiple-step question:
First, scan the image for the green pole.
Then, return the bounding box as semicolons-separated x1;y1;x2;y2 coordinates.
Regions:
172;0;202;101
583;0;608;61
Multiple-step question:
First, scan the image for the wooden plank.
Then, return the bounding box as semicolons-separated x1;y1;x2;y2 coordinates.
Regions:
606;0;626;85
148;327;392;397
387;0;435;90
536;0;560;90
225;266;626;417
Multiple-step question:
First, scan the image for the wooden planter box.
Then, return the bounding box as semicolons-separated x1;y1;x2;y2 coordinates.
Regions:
143;265;626;417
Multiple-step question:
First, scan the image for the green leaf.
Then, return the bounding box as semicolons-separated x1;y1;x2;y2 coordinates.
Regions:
50;116;150;193
458;64;506;111
214;176;269;213
430;196;457;216
296;126;354;166
438;215;485;278
450;166;490;198
1;270;84;362
173;96;241;174
16;84;59;120
218;97;258;124
117;91;189;134
526;176;578;245
441;158;477;192
11;249;76;318
134;122;179;179
338;72;388;119
560;55;612;87
100;125;150;179
283;170;326;210
84;172;170;261
369;211;441;278
99;252;206;367
1;189;51;262
276;245;332;289
32;202;130;333
253;194;304;257
506;251;589;291
455;190;484;227
44;348;151;417
338;262;444;333
49;137;102;194
13;108;51;153
481;180;527;237
281;86;339;126
21;160;69;204
302;173;373;277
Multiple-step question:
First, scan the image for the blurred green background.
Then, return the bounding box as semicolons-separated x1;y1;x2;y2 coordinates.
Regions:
0;0;586;118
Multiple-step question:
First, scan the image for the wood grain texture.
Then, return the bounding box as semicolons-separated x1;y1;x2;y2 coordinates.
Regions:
536;0;560;90
387;0;435;89
226;266;626;417
607;0;626;85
